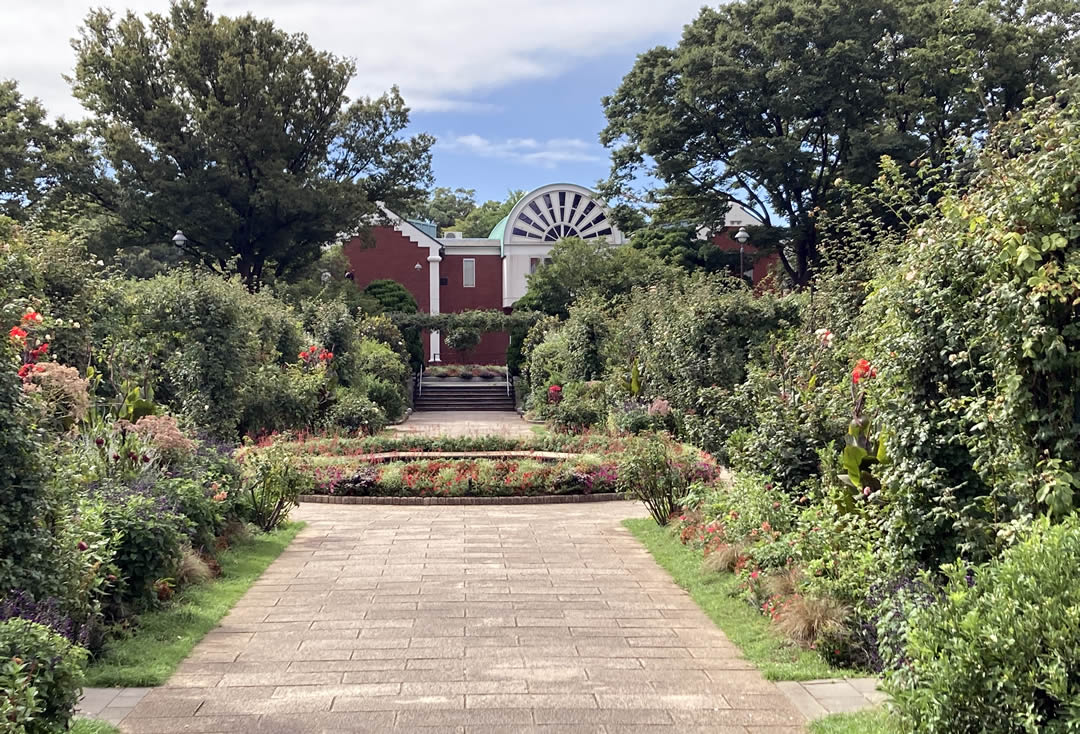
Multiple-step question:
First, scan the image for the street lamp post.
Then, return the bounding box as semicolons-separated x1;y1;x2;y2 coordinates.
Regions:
172;230;190;283
734;226;750;283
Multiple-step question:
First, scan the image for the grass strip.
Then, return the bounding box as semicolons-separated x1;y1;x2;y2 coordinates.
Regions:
623;517;844;681
72;719;123;734
809;709;896;733
85;523;304;687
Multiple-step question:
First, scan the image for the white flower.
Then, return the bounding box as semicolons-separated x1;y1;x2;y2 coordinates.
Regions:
96;260;105;267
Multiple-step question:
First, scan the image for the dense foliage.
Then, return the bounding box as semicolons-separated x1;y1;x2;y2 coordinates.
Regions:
70;0;434;287
601;0;1080;284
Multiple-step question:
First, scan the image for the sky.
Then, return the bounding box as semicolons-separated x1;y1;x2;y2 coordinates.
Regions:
3;0;710;203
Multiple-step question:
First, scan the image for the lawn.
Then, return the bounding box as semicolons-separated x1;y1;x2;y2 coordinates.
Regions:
623;517;846;681
85;523;304;686
810;709;896;733
72;720;122;734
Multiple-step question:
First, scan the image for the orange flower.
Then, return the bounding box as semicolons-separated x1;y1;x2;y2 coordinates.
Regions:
852;358;877;384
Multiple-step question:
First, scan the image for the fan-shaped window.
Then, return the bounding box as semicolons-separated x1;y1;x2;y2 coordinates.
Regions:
508;187;618;244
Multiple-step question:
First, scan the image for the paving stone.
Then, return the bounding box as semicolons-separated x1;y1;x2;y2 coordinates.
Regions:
117;502;810;731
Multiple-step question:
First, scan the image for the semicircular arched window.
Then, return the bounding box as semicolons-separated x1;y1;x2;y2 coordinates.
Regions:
508;189;615;242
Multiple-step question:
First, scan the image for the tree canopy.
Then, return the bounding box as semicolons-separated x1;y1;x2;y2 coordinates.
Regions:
414;187;476;233
600;0;1080;286
70;0;434;288
0;81;84;220
452;190;525;238
515;237;681;318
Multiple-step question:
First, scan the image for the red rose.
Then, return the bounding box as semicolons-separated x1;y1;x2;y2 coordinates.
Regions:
8;326;27;342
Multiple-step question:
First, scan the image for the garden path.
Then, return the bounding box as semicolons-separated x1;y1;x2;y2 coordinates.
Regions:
390;410;536;439
110;501;811;732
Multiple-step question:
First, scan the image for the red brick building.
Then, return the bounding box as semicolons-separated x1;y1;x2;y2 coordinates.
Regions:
343;183;771;365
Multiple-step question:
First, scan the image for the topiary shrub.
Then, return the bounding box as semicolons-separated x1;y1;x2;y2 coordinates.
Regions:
888;516;1080;733
0;618;87;734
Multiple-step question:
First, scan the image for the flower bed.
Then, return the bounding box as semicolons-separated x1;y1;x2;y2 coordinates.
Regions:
424;364;507;380
265;430;683;457
308;456;620;497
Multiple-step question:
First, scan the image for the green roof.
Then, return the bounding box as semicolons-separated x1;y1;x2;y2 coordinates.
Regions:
488;214;509;241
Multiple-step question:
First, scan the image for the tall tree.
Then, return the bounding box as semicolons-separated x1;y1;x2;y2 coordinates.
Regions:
452;190;525;238
70;0;434;288
415;186;476;233
0;81;84;220
600;0;1080;286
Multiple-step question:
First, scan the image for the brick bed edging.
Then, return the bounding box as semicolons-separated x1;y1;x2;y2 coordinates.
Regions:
299;493;626;506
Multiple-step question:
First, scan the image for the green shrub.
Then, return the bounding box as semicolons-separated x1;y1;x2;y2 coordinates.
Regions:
858;96;1080;565
349;339;409;420
616;434;692;525
0;618;87;733
610;273;794;413
93;490;185;606
240;442;310;531
0;337;54;600
549;381;606;433
888;517;1080;733
323;388;387;435
131;273;302;437
239;364;327;435
156;478;223;554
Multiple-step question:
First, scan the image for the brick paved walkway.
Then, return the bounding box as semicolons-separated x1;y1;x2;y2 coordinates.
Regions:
391;410;536;439
116;502;806;733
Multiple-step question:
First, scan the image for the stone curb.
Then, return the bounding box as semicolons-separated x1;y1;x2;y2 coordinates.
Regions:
300;492;626;506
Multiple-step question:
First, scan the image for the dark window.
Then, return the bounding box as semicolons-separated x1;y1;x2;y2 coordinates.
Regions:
439;277;448;286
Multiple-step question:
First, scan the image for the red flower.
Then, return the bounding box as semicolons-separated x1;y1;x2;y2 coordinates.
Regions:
8;326;27;343
17;364;31;379
852;359;877;384
21;311;42;324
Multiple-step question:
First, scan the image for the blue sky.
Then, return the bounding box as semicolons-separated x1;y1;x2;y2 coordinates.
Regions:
413;50;661;203
3;1;707;203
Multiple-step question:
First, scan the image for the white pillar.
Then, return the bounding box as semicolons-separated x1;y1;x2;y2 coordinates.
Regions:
427;252;442;362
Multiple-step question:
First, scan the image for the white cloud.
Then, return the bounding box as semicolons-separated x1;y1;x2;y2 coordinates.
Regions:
3;0;705;119
442;133;604;168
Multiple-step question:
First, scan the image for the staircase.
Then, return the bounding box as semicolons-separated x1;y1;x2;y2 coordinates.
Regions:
413;379;516;412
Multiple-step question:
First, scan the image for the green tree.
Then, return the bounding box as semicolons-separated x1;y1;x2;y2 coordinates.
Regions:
415;187;476;233
600;0;1080;286
0;81;85;220
453;190;525;238
363;279;423;368
364;279;418;314
70;0;434;289
516;237;678;318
